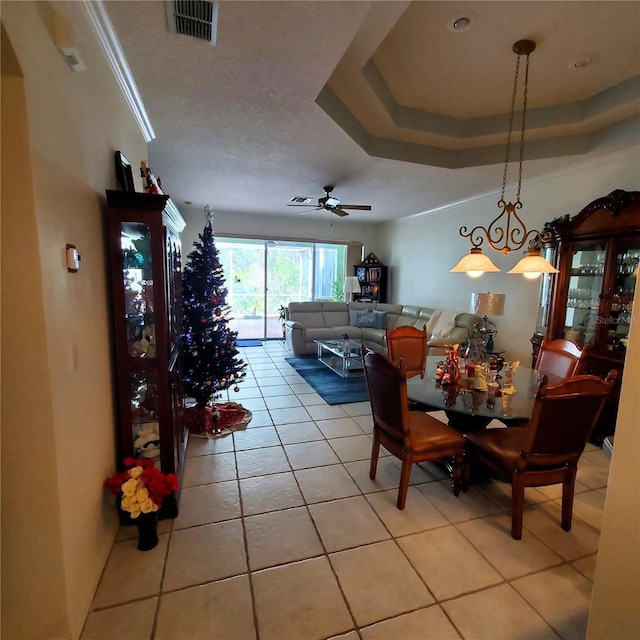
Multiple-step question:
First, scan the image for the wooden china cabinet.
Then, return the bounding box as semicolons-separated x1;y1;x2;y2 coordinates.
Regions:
106;190;187;516
531;189;640;442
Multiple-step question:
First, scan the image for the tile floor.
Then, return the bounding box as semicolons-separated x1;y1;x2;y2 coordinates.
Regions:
82;341;611;640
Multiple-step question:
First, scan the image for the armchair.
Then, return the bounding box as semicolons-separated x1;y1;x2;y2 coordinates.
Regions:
362;346;466;509
464;371;617;539
536;338;588;382
386;325;428;379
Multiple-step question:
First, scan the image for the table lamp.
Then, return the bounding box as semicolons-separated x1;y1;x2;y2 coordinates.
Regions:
344;276;361;302
470;292;505;353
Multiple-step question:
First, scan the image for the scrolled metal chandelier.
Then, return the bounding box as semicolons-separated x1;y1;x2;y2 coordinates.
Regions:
451;39;558;279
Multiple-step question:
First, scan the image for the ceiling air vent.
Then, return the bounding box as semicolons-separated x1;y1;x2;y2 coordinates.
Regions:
290;197;313;204
166;1;218;44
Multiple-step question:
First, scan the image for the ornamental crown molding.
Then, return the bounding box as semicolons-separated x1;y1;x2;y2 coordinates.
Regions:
83;0;155;143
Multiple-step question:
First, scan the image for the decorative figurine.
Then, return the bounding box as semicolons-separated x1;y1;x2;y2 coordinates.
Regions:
140;160;163;195
473;365;488;391
441;345;460;385
501;360;520;394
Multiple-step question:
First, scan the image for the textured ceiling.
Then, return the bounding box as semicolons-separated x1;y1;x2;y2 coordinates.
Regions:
104;1;640;223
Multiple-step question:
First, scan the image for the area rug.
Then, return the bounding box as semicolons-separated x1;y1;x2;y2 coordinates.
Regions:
237;339;263;347
285;356;369;405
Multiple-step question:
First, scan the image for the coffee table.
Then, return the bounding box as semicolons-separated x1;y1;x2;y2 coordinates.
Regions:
315;339;363;378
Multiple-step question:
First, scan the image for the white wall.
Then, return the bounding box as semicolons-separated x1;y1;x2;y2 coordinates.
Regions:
379;147;640;365
181;209;381;266
1;3;148;638
587;290;640;638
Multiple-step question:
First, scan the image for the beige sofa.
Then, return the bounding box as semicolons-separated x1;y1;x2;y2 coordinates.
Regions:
284;301;479;357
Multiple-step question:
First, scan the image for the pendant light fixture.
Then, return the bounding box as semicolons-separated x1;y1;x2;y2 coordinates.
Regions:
450;39;558;279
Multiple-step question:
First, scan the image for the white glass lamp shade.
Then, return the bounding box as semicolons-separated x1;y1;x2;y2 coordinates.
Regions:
451;247;500;278
344;276;361;300
508;249;559;279
470;292;505;317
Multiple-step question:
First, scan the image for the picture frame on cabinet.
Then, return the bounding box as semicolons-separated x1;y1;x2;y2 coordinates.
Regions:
115;150;136;192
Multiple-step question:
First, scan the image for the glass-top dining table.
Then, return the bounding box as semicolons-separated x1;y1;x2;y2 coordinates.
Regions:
406;356;544;431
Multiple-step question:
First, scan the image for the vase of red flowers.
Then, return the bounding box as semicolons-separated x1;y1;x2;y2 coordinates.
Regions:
105;457;178;551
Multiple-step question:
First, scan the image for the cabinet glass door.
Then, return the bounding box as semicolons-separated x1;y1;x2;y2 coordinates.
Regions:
604;243;639;353
122;223;161;466
534;244;556;335
130;370;160;463
122;222;156;359
563;242;606;347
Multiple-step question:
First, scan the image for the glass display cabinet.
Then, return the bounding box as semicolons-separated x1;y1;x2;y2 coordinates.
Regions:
531;244;557;365
106;190;187;516
532;189;640;442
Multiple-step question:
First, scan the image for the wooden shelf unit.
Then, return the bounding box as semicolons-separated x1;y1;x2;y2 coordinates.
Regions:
354;253;388;303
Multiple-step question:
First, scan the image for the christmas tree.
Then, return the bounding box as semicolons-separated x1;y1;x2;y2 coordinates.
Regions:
182;207;247;411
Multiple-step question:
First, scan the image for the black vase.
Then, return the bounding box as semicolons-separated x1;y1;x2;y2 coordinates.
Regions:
135;513;159;551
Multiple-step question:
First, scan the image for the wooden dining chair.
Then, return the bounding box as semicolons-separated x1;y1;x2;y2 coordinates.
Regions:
385;324;428;379
464;371;617;539
536;337;588;382
362;346;466;509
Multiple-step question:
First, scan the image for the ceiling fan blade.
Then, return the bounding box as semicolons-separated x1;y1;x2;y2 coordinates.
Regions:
337;204;372;210
328;205;349;217
287;203;319;207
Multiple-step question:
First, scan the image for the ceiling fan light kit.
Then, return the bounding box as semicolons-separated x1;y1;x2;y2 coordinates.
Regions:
452;39;557;279
321;196;341;208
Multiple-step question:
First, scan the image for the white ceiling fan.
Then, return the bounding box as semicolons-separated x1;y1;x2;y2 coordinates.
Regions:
287;185;372;217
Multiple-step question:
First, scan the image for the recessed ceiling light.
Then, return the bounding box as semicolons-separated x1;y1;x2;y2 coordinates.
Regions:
569;55;597;69
447;12;476;32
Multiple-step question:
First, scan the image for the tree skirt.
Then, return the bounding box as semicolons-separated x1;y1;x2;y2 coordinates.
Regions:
186;402;252;439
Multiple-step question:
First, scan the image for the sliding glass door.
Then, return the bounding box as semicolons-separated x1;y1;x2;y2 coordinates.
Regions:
217;238;266;339
265;241;313;338
314;243;347;301
216;237;348;340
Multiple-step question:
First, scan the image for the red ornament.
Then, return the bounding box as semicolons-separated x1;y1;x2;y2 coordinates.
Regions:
215;309;222;317
201;317;207;323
